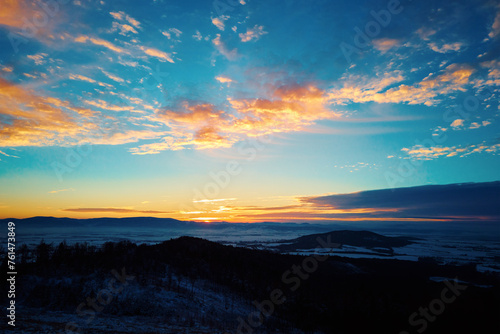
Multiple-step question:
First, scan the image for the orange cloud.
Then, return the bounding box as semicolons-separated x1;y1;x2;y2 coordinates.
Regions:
239;25;267;42
101;70;125;83
130;83;340;153
0;0;62;42
75;35;126;54
428;42;463;53
211;16;229;31
215;76;234;84
372;38;400;52
0;77;167;148
401;143;500;160
63;207;172;214
139;46;174;63
110;11;141;29
328;64;475;106
0;77;99;147
84;99;135;112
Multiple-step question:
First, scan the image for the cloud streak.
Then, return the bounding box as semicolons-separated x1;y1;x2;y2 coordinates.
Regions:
63;207;172;214
303;181;500;221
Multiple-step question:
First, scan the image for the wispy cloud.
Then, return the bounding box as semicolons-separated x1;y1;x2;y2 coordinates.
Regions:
328;64;475;106
130;82;341;153
0;150;20;159
63;207;172;214
75;36;127;54
428;42;464;53
162;28;182;40
212;34;238;60
84;99;134;112
110;11;141;29
101;70;125;83
372;38;401;53
48;188;75;194
139;46;174;63
69;74;113;88
488;5;500;39
27;53;48;65
192;30;203;41
401;143;500;160
0;77;99;147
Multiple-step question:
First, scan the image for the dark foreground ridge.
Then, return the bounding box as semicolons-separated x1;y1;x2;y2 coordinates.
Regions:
1;235;499;333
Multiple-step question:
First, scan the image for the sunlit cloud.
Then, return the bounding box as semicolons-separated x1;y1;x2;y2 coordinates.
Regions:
0;150;19;159
139;46;174;63
27;53;48;65
328;64;475;106
89;129;167;146
162;28;182;40
84;99;135;112
0;0;62;42
75;35;127;54
211;16;229;31
239;25;267;42
488;5;500;39
0;77;99;147
48;188;75;194
401;143;500;160
372;38;401;53
215;75;234;84
428;42;464;53
450;119;465;129
193;198;237;203
110;21;138;35
63;207;172;214
69;74;113;88
100;70;125;83
110;11;141;29
130;82;342;153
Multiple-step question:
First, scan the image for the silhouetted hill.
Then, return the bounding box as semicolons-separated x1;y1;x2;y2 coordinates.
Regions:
276;230;416;252
1;235;498;333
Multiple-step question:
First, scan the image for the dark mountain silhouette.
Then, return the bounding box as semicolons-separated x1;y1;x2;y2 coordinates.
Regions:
0;216;205;228
275;230;416;252
1;236;498;334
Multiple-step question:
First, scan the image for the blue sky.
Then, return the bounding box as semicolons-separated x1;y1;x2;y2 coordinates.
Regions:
0;0;499;221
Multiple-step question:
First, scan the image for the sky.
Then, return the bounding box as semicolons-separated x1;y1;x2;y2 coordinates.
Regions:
0;0;499;222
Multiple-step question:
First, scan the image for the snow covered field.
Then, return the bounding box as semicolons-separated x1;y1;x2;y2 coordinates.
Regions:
10;220;500;272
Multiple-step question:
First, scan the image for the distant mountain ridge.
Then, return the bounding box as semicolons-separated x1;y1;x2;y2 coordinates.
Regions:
0;216;201;228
